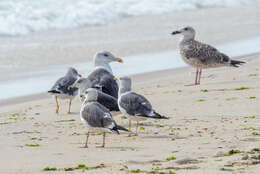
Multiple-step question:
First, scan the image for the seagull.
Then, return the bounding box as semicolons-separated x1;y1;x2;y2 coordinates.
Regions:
171;26;246;85
87;51;123;98
80;88;128;148
48;67;81;114
115;76;168;136
69;77;92;102
69;77;120;111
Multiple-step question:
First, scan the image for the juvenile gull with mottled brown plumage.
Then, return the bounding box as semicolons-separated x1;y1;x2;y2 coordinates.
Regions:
171;26;246;85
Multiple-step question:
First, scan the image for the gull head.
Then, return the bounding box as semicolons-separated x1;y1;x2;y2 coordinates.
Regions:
84;88;99;102
114;76;132;93
71;78;91;90
95;51;123;64
67;67;82;78
171;26;196;40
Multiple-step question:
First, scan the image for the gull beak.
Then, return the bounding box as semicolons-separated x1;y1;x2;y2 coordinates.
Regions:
78;74;82;77
115;58;123;63
114;77;118;81
171;30;181;35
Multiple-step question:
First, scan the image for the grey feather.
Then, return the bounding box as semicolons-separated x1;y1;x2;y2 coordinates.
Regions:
119;92;154;117
81;102;127;132
96;90;119;111
48;68;79;96
81;102;115;128
88;68;119;98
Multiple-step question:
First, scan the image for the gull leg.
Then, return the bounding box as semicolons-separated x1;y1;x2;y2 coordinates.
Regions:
83;132;90;148
135;121;139;136
195;68;199;85
128;119;132;137
67;99;72;114
185;68;199;86
101;132;106;148
55;96;59;114
197;68;202;85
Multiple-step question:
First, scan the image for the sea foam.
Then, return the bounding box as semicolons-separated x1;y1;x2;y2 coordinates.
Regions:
0;0;259;36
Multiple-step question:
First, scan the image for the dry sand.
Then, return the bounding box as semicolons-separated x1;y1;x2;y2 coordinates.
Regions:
0;52;260;174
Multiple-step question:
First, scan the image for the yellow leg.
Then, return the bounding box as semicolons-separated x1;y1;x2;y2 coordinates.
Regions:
84;132;90;148
135;121;139;135
68;99;72;114
55;96;59;114
101;132;106;148
128;119;132;137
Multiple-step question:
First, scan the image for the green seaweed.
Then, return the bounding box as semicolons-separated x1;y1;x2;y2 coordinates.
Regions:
225;149;241;156
197;99;205;102
26;144;40;147
200;89;208;92
55;119;75;123
252;132;260;136
43;167;57;171
249;115;256;119
130;169;141;173
0;122;11;125
234;86;250;90
166;156;176;161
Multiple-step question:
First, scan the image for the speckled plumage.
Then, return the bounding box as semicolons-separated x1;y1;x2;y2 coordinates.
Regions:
172;26;245;85
180;39;230;68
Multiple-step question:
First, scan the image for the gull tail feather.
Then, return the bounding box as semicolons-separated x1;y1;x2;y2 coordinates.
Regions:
48;90;61;94
230;60;246;68
111;125;128;134
152;111;169;119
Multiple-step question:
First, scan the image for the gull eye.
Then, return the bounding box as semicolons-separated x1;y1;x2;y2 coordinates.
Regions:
184;27;188;31
104;54;108;57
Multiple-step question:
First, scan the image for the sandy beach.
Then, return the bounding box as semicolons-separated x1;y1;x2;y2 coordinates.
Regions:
1;3;260;174
1;52;260;174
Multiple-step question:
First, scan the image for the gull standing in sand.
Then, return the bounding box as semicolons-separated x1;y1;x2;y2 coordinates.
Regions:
48;67;82;114
171;26;245;85
80;88;128;148
87;51;123;98
115;76;168;136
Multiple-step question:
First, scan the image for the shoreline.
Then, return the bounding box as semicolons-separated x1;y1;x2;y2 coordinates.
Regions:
0;4;260;71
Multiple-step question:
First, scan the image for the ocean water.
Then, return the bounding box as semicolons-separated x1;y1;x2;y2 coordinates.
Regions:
1;36;260;100
0;0;259;36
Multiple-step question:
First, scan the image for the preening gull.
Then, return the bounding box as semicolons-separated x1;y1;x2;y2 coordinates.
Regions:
80;88;128;148
171;26;246;85
69;77;92;102
115;76;168;136
69;78;120;111
48;67;81;114
87;51;123;98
